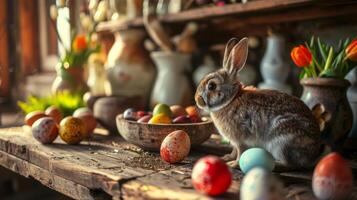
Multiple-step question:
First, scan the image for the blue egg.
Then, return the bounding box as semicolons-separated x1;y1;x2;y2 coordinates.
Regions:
239;148;275;174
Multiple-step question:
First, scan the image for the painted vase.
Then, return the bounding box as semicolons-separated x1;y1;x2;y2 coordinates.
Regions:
300;78;352;148
106;29;156;108
150;51;193;108
51;64;89;95
258;34;291;94
346;67;357;137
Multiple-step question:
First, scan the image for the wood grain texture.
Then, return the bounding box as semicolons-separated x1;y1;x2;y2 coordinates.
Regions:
0;0;10;96
0;126;356;199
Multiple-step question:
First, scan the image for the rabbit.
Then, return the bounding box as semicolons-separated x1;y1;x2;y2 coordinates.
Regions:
195;37;325;168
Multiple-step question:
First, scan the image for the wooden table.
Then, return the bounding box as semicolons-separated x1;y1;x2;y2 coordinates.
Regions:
0;126;356;200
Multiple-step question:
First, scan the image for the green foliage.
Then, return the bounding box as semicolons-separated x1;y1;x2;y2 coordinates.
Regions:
304;36;356;79
17;91;86;117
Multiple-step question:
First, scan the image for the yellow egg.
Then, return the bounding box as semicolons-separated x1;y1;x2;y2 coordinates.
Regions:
59;117;86;144
148;114;171;124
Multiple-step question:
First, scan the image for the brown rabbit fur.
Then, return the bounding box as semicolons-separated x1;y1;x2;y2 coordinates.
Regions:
195;38;324;168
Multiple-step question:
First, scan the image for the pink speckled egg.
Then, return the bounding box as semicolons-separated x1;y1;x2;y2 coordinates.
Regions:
160;130;191;164
32;117;59;144
312;152;353;200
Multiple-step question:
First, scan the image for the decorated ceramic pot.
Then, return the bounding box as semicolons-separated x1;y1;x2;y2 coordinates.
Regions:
106;29;156;107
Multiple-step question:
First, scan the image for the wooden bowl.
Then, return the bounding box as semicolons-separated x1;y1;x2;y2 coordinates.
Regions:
116;115;216;151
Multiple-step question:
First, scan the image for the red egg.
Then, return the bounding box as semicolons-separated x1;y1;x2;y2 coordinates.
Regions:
45;106;62;124
137;115;152;123
25;111;48;126
160;130;191;164
136;111;147;119
189;115;202;123
192;156;232;196
173;115;191;124
312;152;353;200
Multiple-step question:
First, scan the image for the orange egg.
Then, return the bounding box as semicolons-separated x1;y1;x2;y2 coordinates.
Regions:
73;110;97;138
185;106;200;117
45;106;63;124
25;111;48;126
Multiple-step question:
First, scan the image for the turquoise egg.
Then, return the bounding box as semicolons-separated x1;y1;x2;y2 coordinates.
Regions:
239;148;275;174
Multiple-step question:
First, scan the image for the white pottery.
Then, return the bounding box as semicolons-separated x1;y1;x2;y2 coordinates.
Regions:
346;67;357;137
258;34;292;94
193;55;216;86
150;51;193;108
106;29;156;106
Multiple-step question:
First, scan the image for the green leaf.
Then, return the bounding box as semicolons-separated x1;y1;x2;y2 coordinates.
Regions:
319;69;337;78
299;69;307;79
324;47;334;70
309;36;315;48
318;37;328;63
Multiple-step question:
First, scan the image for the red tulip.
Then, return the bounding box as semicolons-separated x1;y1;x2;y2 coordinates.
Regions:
291;45;312;67
346;39;357;61
73;35;87;53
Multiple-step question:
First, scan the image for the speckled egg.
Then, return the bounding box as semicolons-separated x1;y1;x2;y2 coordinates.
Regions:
312;152;353;200
45;106;62;124
239;148;275;173
240;168;283;200
170;105;187;118
172;115;191;124
160;130;191;163
73;107;97;137
192;156;232;196
32;117;59;144
25;111;48;126
59;117;86;145
148;113;171;124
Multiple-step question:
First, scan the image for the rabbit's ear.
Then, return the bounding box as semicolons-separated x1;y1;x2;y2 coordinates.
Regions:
223;38;239;69
227;37;249;76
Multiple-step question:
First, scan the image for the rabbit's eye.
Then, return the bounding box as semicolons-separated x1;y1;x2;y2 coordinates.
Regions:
208;82;216;91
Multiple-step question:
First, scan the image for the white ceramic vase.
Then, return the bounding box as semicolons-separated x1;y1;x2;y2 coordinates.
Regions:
346;67;357;137
258;34;291;94
106;29;156;107
150;52;193;108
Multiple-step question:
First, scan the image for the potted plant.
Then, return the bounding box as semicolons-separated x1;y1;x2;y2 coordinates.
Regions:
291;37;357;148
49;3;100;95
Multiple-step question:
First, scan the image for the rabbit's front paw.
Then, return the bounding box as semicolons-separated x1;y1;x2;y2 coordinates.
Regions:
221;148;237;162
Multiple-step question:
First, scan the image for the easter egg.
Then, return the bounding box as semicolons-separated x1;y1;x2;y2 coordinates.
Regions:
137;115;152;123
189;115;202;123
136;111;147;119
153;104;172;118
240;168;283;200
123;108;137;121
73;108;97;137
239;148;275;173
25;111;48;126
32;117;59;144
192;156;232;196
312;152;353;200
160;130;191;163
148;113;171;124
45;106;62;124
59;117;86;144
173;115;191;124
185;106;200;117
170;105;187;118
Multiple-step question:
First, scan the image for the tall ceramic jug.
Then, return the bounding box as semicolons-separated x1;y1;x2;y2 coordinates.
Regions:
150;52;193;108
106;29;156;108
258;34;291;94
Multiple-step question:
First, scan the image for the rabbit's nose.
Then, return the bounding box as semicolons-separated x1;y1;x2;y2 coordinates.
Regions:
196;95;206;107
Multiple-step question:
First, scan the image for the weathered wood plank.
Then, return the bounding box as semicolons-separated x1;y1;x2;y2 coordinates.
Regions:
0;150;106;200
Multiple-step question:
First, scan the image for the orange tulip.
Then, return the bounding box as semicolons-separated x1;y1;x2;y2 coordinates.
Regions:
73;35;87;53
291;45;312;67
346;39;357;61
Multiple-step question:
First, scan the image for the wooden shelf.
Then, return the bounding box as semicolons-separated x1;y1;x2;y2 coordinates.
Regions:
96;0;357;32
